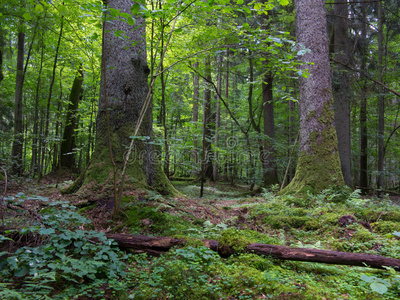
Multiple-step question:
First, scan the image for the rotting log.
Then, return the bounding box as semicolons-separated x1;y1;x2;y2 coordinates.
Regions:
247;244;400;271
105;234;185;256
106;233;400;271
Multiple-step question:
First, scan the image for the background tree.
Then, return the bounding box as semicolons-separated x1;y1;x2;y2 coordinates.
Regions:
332;0;352;187
60;65;84;171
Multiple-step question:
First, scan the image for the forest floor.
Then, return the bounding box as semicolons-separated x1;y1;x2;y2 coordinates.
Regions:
2;173;400;299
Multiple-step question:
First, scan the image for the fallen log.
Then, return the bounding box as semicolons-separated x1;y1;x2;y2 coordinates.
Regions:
106;233;400;271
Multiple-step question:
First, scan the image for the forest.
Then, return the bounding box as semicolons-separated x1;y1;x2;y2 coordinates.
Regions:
2;0;400;299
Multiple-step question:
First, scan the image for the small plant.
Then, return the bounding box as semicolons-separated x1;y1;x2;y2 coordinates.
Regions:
0;196;128;298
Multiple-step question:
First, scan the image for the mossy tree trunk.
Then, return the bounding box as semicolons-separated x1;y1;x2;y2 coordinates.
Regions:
70;0;174;195
282;0;344;194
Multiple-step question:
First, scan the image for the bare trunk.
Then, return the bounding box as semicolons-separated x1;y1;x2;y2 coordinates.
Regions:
0;27;4;85
377;1;385;194
192;62;200;170
359;2;368;194
201;56;214;187
262;72;278;186
40;16;64;178
11;30;25;176
333;0;352;187
213;55;222;181
60;66;84;170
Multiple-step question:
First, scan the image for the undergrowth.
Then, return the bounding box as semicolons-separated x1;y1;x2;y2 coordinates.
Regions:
1;185;400;298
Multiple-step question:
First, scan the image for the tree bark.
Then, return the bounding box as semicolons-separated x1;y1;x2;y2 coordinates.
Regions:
333;0;352;187
40;15;64;178
262;72;279;186
359;2;368;194
11;30;25;176
282;0;344;194
192;62;200;171
66;0;173;196
213;55;222;181
201;56;214;185
0;27;4;85
60;65;84;170
376;0;385;194
106;233;400;271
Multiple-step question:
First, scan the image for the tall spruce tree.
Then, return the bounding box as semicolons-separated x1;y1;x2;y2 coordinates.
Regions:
282;0;344;193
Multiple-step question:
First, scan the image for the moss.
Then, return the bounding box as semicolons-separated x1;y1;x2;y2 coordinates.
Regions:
382;211;400;222
264;215;311;229
218;228;257;253
320;212;339;225
280;101;345;195
353;228;374;242
372;221;400;234
304;219;320;230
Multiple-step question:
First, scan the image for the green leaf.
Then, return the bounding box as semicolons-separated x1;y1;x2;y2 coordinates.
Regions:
370;282;388;294
14;266;29;277
127;16;136;26
58;5;68;16
237;0;243;4
131;3;140;15
35;4;44;14
23;12;32;21
361;274;374;283
279;0;289;5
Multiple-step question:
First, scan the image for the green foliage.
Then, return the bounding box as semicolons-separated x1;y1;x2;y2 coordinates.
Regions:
0;198;128;298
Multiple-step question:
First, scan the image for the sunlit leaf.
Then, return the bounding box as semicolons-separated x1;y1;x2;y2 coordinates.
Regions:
130;3;140;15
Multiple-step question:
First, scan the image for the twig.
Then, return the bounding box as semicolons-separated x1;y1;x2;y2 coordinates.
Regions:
331;57;400;98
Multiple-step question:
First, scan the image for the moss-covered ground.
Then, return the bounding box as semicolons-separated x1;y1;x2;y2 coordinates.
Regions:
2;178;400;299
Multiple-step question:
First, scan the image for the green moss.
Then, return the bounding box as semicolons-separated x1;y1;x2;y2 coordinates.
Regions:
218;228;257;253
353;228;374;242
304;219;320;230
372;221;400;234
264;215;311;229
382;211;400;222
320;212;339;225
280;100;345;195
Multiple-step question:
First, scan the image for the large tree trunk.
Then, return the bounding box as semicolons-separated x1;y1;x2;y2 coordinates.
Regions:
191;62;200;173
376;1;385;194
67;0;173;195
282;0;344;194
262;72;279;186
40;16;64;178
213;55;222;181
359;2;369;194
11;30;25;176
60;65;84;171
333;0;352;187
201;57;214;183
106;233;400;271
